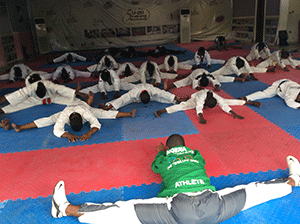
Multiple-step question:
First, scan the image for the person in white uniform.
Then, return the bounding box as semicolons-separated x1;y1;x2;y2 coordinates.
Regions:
51;52;87;63
99;83;187;111
182;47;225;69
246;42;271;62
78;69;135;100
0;63;33;83
116;62;144;84
158;54;192;73
24;72;50;86
52;64;91;84
155;89;261;124
0;80;85;115
240;79;300;109
50;134;300;224
257;49;300;72
11;93;136;141
211;56;264;81
164;68;246;92
87;55;119;73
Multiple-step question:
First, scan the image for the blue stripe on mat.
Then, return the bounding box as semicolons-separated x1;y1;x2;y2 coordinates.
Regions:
2;169;300;224
221;81;300;141
0;86;198;153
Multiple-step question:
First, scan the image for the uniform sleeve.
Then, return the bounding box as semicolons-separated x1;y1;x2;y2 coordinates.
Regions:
164;56;170;71
68;67;75;80
194;92;206;114
285;98;300;109
53;112;69;137
229;59;242;76
9;66;15;81
111;70;120;91
153;63;162;84
151;151;167;174
82;110;101;130
52;67;61;80
205;51;212;65
72;53;86;61
288;56;297;69
194;52;200;65
173;56;178;72
243;59;253;74
115;64;124;76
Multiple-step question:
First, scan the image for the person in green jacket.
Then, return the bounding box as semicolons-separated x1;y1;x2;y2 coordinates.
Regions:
51;134;300;224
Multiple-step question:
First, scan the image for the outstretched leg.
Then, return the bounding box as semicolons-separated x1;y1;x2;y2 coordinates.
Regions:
116;109;137;118
12;121;37;132
155;109;167;118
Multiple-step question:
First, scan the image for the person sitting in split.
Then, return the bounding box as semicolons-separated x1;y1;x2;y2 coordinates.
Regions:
155;89;261;124
164;68;246;92
51;133;300;224
116;62;144;84
246;42;271;62
0;63;33;83
11;92;136;142
147;45;186;58
158;54;193;74
87;55;119;73
52;64;91;84
98;83;188;111
182;47;225;70
78;69;135;100
256;49;300;72
211;56;262;81
139;61;163;87
239;79;300;109
50;52;89;64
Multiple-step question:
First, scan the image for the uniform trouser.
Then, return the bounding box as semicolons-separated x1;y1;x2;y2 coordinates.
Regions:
165;98;246;114
181;59;225;66
212;66;267;76
158;63;193;71
74;180;292;224
246;79;285;101
246;52;270;61
2;97;81;114
34;109;118;128
74;70;91;78
80;82;135;94
120;72;143;83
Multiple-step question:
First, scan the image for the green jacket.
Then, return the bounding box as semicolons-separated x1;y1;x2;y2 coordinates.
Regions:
151;145;216;197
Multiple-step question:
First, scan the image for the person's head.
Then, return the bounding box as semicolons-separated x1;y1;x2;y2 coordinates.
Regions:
61;68;70;81
28;73;42;84
167;55;175;67
257;42;266;52
124;64;131;77
166;134;185;149
126;46;135;54
101;69;111;84
204;91;217;108
146;61;155;76
139;90;150;104
69;112;83;132
236;57;245;69
281;49;290;59
66;53;73;62
104;56;111;67
36;82;47;98
199;73;209;87
197;47;205;56
14;67;22;78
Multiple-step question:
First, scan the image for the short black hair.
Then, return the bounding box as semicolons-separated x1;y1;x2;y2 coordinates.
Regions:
146;62;155;76
236;57;245;69
101;69;111;82
124;64;131;77
167;56;175;67
61;68;70;81
140;90;150;104
36;82;47;98
166;134;185;148
204;91;217;108
69;112;83;132
281;49;290;59
28;73;42;84
104;56;111;67
198;47;205;55
199;73;209;87
66;53;73;62
14;67;22;78
257;42;266;52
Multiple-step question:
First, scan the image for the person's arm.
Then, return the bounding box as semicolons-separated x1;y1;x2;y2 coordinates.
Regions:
111;71;121;98
205;51;212;68
285;98;300;109
198;112;207;124
9;66;15;82
164;56;170;72
67;67;75;81
194;52;201;65
61;132;80;142
52;68;61;82
80;111;101;141
53;113;72;139
72;53;86;62
80;127;99;141
151;150;167;174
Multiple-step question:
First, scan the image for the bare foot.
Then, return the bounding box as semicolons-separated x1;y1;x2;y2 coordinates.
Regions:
76;82;82;91
0;119;11;130
163;79;169;90
238;97;247;101
130;109;137;118
12;123;21;132
155;110;162;118
87;91;94;106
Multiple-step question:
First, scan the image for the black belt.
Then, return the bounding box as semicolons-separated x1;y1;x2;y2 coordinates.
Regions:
278;80;288;92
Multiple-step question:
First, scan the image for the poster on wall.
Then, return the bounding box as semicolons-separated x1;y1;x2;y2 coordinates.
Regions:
30;0;232;50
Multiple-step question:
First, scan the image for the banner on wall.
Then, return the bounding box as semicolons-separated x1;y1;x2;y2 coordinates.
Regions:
29;0;232;51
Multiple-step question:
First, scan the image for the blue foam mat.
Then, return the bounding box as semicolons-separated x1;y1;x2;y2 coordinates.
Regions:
2;169;300;224
0;85;198;153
